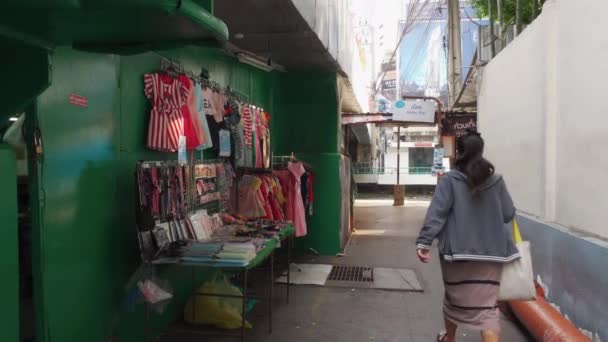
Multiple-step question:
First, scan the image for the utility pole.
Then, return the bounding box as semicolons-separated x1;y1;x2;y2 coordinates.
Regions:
447;0;462;108
497;0;504;42
515;0;522;36
532;0;539;19
488;0;495;58
393;125;404;206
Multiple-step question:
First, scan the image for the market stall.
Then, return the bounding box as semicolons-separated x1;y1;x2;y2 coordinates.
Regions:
127;58;314;341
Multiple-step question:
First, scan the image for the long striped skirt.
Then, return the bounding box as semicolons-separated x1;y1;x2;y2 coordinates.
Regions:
441;259;503;332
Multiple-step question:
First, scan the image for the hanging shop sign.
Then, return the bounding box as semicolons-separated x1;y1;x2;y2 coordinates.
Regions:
392;100;435;123
442;113;477;137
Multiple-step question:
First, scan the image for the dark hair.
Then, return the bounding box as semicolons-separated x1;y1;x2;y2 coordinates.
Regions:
455;130;494;195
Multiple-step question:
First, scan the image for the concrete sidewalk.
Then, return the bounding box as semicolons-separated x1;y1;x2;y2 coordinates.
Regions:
169;198;532;342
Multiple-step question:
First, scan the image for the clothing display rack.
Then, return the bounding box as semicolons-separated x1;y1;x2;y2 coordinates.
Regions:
272;154;312;170
134;158;294;342
132;56;302;342
159;57;253;106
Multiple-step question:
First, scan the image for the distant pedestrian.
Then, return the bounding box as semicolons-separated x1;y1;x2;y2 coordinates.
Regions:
415;130;518;342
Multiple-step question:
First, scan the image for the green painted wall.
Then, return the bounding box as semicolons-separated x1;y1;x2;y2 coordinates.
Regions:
273;72;343;255
10;41;343;342
29;46;274;342
0;145;19;342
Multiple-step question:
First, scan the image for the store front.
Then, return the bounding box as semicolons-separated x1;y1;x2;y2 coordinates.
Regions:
0;2;355;341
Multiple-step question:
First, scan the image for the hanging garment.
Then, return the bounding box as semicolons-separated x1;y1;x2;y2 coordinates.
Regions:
258;179;273;219
203;87;216;117
308;172;314;215
273;170;293;222
144;73;187;152
179;75;206;150
219;129;231;157
229;122;245;168
212;91;225;123
237;175;266;218
301;171;310;211
288;162;307;237
254;109;264;168
195;82;213;150
261;111;271;168
206;114;227;156
242;105;253;147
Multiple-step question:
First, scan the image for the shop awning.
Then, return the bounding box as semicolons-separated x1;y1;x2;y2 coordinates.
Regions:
0;0;229;53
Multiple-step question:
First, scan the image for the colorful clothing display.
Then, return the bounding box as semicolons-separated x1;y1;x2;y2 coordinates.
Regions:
236;174;289;221
144;73;187;152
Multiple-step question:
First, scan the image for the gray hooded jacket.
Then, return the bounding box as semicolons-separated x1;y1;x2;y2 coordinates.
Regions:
416;170;519;263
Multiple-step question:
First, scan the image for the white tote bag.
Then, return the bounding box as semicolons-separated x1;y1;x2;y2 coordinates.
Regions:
497;220;536;301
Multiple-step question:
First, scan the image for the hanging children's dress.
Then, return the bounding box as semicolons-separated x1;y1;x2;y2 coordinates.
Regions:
288;162;307;237
180;75;206;150
144;73;188;152
254;108;264;168
194;82;213;150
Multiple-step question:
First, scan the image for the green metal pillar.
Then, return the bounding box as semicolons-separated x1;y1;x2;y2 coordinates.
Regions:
0;144;19;342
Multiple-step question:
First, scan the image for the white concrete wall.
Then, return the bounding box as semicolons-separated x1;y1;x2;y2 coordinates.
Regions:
291;0;370;112
478;0;608;239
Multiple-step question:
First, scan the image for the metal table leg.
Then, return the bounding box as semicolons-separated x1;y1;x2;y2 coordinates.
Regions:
241;269;248;342
287;236;292;304
191;266;196;324
269;252;274;334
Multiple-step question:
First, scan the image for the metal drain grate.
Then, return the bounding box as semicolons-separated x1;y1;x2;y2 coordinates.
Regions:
327;265;374;282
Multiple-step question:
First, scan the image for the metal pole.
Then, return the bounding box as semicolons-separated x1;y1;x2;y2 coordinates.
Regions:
397;125;401;185
447;0;463;107
488;0;496;58
269;252;274;334
533;0;539;19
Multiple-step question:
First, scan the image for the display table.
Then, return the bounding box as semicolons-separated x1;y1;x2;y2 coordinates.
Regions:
145;225;295;342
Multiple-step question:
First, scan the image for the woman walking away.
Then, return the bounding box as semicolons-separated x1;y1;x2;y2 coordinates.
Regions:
415;130;518;342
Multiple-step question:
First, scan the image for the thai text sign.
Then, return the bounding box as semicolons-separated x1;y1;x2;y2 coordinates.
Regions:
392;100;435;123
442;113;477;137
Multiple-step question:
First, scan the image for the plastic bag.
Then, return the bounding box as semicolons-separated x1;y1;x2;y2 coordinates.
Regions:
498;219;536;301
184;275;252;329
122;264;174;314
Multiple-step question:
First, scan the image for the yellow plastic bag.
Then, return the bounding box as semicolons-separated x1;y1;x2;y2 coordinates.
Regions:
184;276;252;330
512;218;523;243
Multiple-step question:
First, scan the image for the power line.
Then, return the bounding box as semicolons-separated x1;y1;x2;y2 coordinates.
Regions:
402;5;440;81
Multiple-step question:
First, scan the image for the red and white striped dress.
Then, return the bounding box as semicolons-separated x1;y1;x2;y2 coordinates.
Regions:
144;73;188;152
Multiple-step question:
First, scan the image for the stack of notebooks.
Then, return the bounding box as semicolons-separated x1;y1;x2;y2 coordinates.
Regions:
217;243;257;263
179;242;257;267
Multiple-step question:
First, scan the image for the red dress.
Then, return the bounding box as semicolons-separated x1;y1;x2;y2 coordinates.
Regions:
179;75;207;150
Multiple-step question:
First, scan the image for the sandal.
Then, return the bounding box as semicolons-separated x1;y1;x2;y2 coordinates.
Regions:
437;331;447;342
